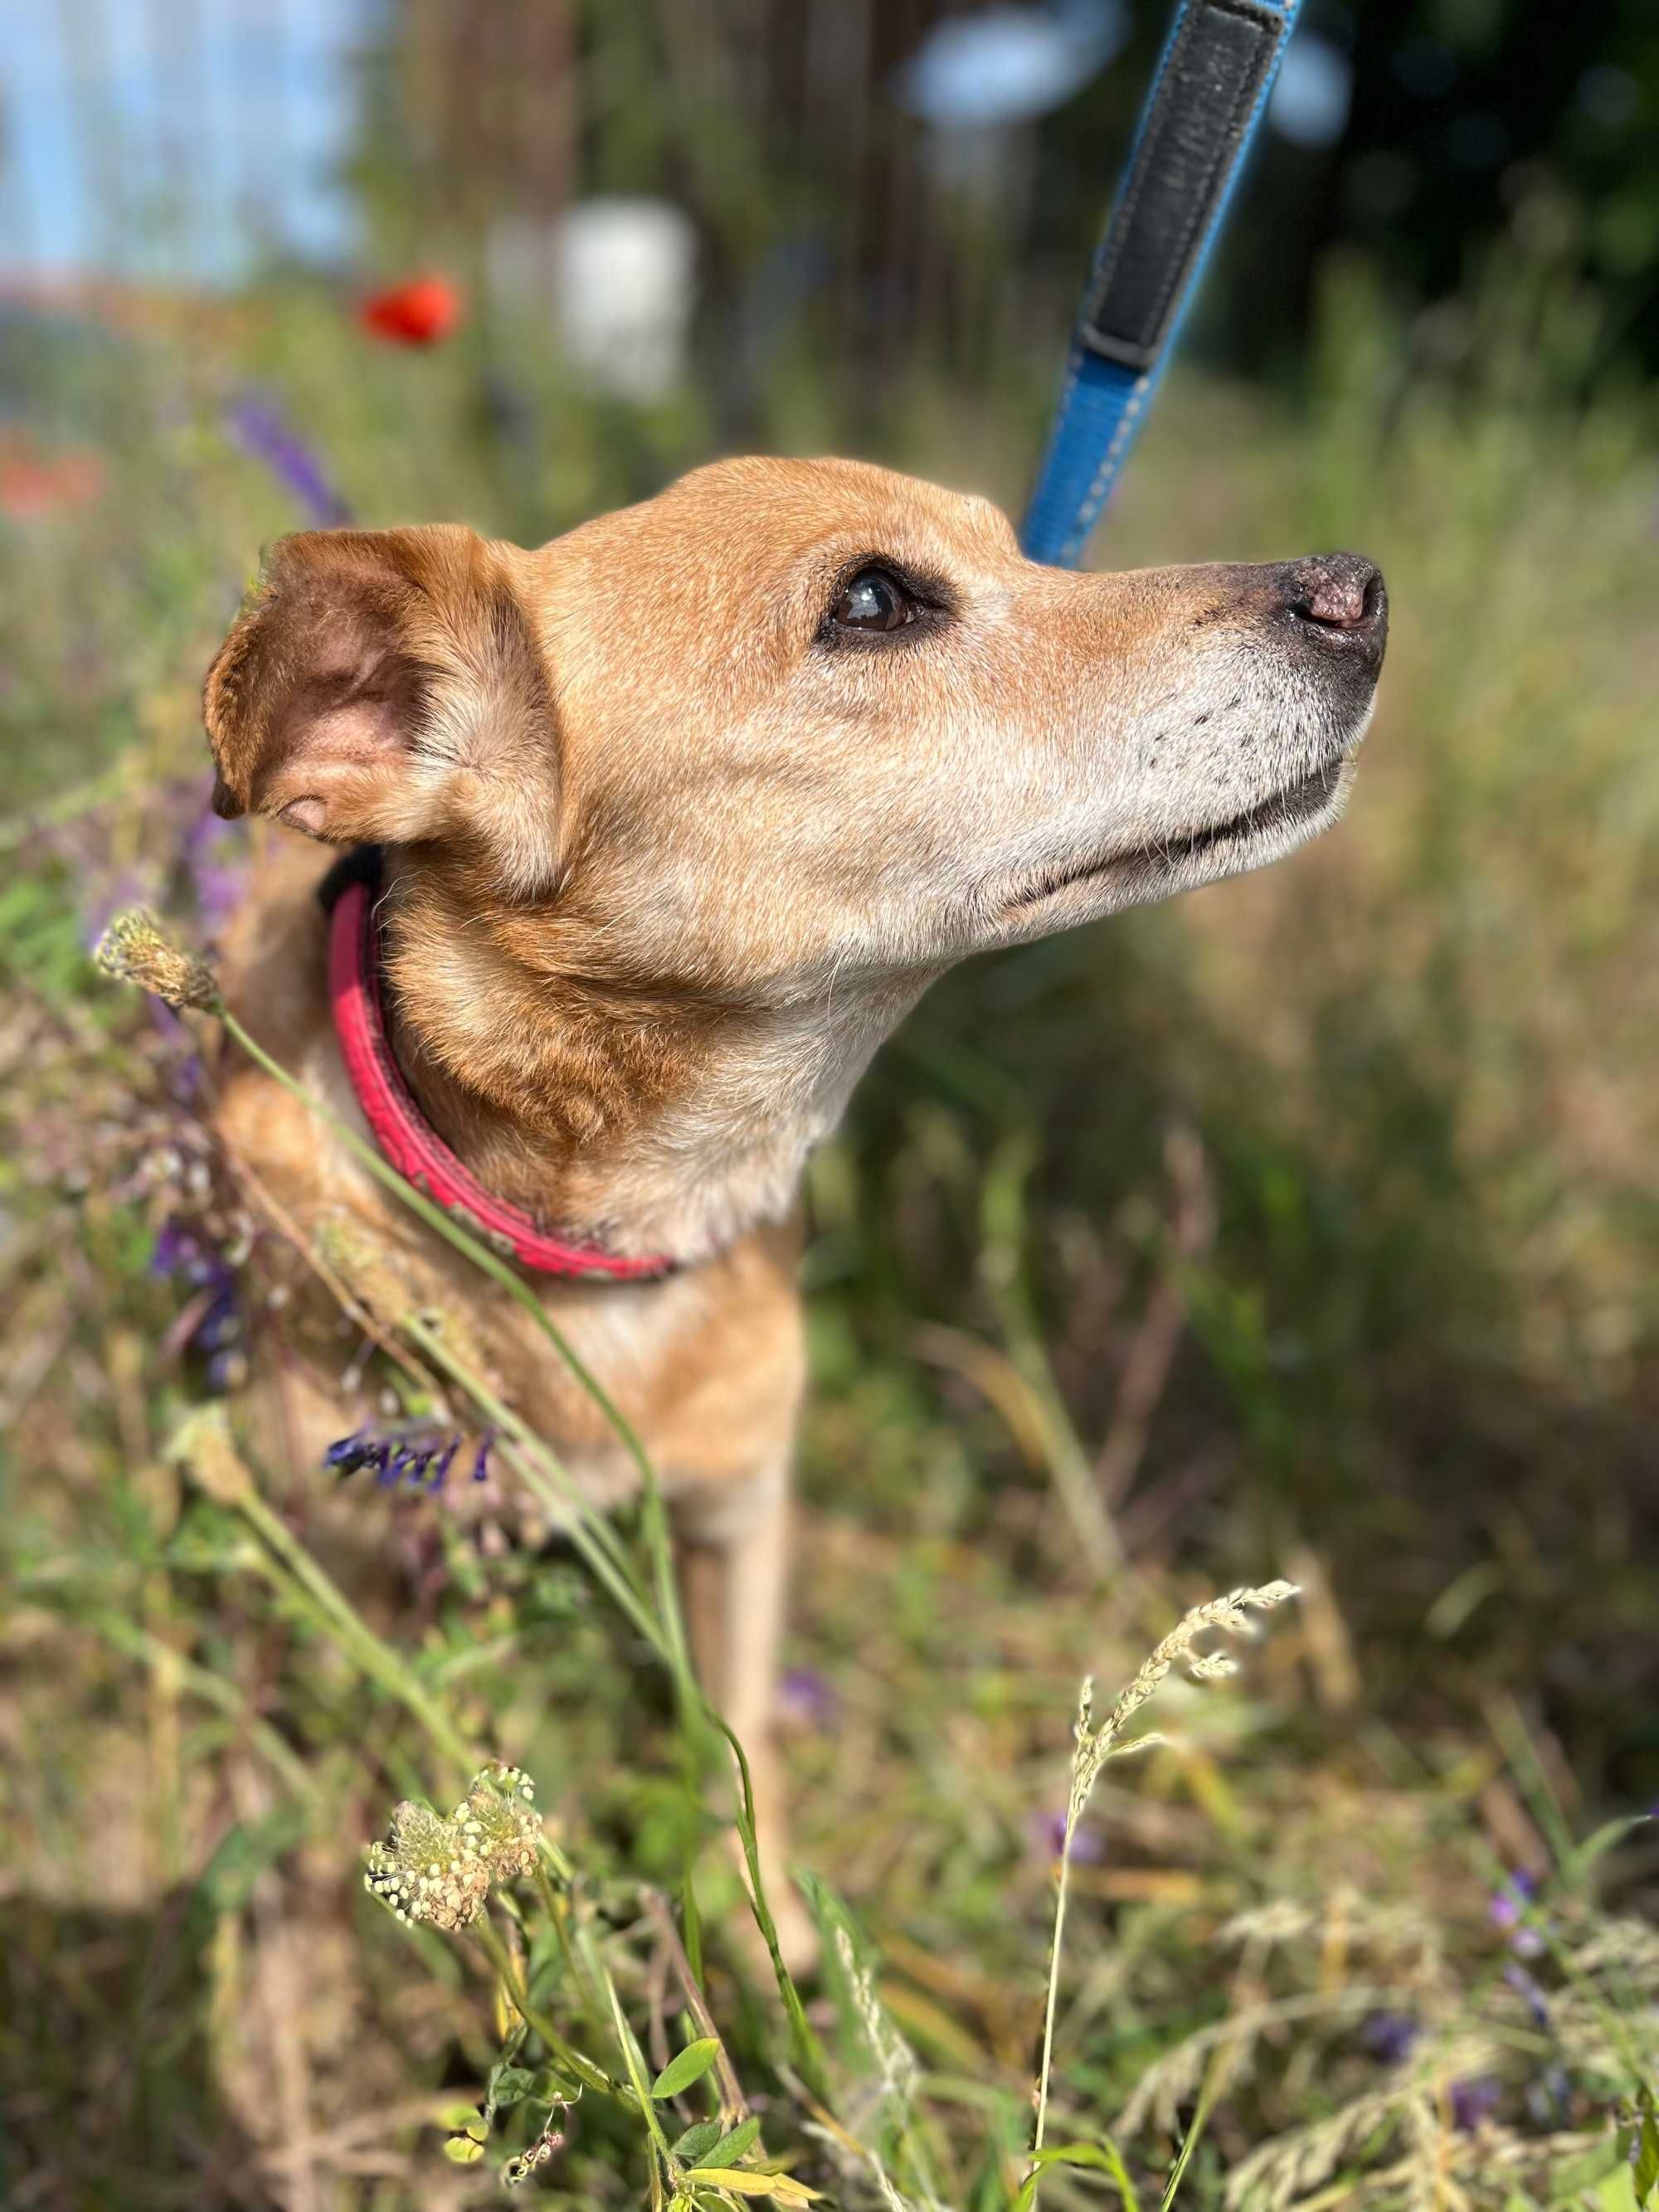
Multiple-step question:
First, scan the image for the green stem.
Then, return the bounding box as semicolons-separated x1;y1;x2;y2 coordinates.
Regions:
221;1002;698;1702
980;1136;1123;1579
1159;2058;1223;2210
234;1480;475;1775
712;1714;825;2093
1026;1815;1075;2205
471;1910;634;2110
606;1970;678;2185
399;1314;666;1659
219;1007;659;1490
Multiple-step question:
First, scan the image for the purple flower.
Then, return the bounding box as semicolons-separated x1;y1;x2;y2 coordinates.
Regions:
1449;2076;1501;2132
776;1667;839;1731
324;1422;492;1494
1489;1869;1535;1927
153;1218;234;1293
1360;2010;1420;2065
1503;1960;1552;2030
1026;1807;1107;1867
152;1218;242;1381
1490;1871;1545;1957
207;1347;248;1393
152;1219;202;1279
224;392;353;528
182;796;249;936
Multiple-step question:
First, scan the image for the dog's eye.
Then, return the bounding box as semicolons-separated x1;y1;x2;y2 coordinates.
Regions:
830;568;915;634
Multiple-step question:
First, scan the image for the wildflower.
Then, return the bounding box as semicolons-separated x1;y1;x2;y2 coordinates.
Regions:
1502;1959;1552;2030
0;432;104;518
777;1666;839;1731
207;1347;249;1393
152;1218;219;1286
152;1217;246;1386
1026;1807;1107;1868
1449;2076;1501;2132
364;1801;490;1933
450;1765;540;1884
1490;1869;1545;1957
223;392;353;527
94;909;219;1013
1360;2010;1420;2065
182;795;251;936
363;1768;539;1936
358;275;462;346
324;1422;490;1491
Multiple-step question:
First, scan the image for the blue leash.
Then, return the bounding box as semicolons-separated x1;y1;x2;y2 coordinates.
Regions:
1021;0;1301;568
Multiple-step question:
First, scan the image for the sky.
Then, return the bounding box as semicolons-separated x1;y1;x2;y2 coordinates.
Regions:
0;0;377;284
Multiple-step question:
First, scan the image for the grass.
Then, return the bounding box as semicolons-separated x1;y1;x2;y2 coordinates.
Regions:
2;206;1657;2207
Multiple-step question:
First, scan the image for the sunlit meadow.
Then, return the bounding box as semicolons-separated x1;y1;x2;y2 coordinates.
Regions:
2;192;1657;2206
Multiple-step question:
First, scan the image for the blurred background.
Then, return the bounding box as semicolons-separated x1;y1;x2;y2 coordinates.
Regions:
2;3;1657;2207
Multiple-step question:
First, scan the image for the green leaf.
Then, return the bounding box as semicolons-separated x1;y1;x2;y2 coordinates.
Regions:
1592;2168;1639;2211
672;2120;725;2163
442;2135;484;2166
1015;2139;1141;2212
652;2037;722;2099
1635;2091;1659;2203
487;2064;537;2112
684;2172;821;2201
1548;2139;1623;2200
703;2117;762;2167
1566;1816;1652;1886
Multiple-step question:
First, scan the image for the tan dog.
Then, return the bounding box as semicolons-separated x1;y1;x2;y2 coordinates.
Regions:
202;457;1386;1953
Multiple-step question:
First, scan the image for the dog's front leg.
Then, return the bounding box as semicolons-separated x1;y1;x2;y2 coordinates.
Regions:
673;1464;816;1971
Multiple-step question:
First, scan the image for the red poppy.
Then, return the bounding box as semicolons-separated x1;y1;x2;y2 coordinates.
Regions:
358;275;462;347
0;435;105;518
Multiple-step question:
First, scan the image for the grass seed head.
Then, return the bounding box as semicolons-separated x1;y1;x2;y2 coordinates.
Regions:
93;907;220;1013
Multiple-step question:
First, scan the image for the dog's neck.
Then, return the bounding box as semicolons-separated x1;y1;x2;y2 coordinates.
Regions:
375;859;928;1266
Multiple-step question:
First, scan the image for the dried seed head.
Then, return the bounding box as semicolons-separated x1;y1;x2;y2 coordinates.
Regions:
94;909;220;1013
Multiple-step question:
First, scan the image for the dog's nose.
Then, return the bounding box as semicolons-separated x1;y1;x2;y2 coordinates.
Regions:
1280;552;1387;656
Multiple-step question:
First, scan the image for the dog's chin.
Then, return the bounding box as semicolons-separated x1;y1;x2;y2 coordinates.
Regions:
1000;750;1357;936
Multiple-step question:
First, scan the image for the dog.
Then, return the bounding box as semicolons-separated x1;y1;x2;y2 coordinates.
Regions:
201;455;1386;1961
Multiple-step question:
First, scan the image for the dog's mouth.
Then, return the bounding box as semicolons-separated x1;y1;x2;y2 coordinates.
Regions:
1010;754;1349;913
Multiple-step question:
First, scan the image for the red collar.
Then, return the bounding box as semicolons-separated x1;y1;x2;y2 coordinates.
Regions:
327;870;674;1282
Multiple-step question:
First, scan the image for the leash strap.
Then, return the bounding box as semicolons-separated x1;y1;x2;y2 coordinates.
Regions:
1021;0;1300;568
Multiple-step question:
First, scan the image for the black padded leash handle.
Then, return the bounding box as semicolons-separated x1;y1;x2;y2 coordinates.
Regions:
1078;0;1282;373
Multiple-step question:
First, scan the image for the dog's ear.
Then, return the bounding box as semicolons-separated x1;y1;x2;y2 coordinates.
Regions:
202;525;558;892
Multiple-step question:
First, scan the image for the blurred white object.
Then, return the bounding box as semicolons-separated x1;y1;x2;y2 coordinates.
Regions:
1269;31;1354;151
552;198;698;406
893;0;1129;129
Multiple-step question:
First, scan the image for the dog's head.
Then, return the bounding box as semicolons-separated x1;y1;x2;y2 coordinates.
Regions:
204;456;1385;1001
